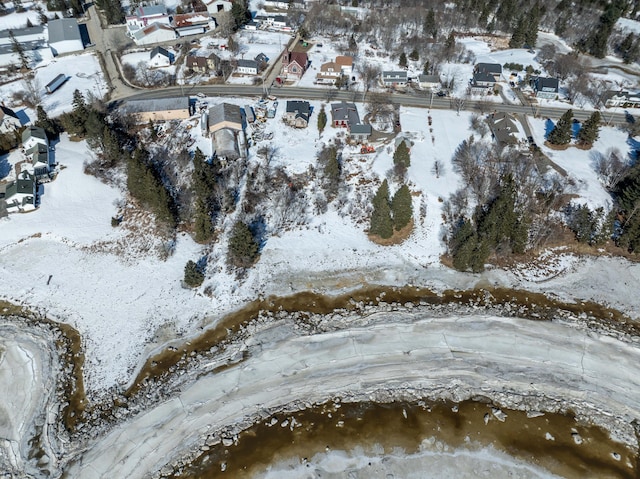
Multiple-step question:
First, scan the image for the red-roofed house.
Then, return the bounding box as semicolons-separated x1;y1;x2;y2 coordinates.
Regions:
281;49;308;80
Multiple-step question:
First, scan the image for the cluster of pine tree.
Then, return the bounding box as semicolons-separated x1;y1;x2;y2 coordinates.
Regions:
228;221;259;267
615;163;640;253
547;109;601;148
580;0;627;58
565;204;613;246
192;148;219;242
369;179;413;239
183;260;204;288
508;3;540;48
95;0;124;24
449;175;528;272
127;147;176;227
393;141;411;174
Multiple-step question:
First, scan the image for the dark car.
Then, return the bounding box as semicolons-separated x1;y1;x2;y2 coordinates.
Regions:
437;91;447;97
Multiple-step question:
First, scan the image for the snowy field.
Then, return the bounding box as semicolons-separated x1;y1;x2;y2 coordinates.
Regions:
1;53;108;118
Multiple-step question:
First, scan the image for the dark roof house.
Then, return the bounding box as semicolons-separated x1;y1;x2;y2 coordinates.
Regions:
283;100;310;127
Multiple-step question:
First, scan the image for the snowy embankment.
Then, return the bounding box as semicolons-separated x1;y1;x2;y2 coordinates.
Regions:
65;313;640;478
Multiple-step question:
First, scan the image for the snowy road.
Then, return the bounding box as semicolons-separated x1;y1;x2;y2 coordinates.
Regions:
64;313;640;478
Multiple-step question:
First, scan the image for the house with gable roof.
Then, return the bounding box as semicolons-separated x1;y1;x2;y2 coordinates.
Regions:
150;46;172;68
532;76;559;100
47;18;84;56
3;170;36;213
381;71;408;87
22;126;53;178
126;5;171;36
132;23;176;45
283;100;310;128
203;0;232;16
281;49;308;80
330;101;371;141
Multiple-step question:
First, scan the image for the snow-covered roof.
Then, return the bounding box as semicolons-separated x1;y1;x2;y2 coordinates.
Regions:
124;97;189;114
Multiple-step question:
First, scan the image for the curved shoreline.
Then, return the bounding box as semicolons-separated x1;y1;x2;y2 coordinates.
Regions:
63;313;640;478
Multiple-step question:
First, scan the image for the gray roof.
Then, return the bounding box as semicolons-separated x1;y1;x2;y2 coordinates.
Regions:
4;171;35;202
134;5;168;17
487;112;518;145
285;100;310;122
209;102;242;128
418;74;440;83
382;70;408;80
475;63;502;75
331;101;360;125
0;26;45;40
237;59;258;69
47;18;82;44
22;126;47;143
124;97;189;113
473;71;495;84
350;123;371;135
213;128;239;160
534;76;559;92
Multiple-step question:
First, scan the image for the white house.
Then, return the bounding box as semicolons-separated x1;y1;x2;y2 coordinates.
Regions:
132;23;177;45
47;18;84;56
0;106;21;134
126;5;171;36
22;126;52;178
418;74;440;91
150;46;171;67
204;0;232;15
3;170;37;213
382;71;408;87
236;59;258;75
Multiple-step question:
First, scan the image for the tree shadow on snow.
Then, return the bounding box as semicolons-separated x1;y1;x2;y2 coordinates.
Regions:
544;118;555;138
627;136;640;165
249;216;268;251
0;153;10;180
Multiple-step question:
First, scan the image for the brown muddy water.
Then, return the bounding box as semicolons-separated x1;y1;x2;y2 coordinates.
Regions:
172;399;636;479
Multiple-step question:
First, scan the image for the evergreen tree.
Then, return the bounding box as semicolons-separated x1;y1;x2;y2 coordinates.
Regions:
323;147;341;199
582;0;626;58
408;47;419;62
192;148;217;242
9;30;29;70
509;16;526;48
423;8;437;39
184;260;204;287
26;18;33;27
444;31;456;58
547;109;573;146
577;111;601;147
398;51;407;68
450;218;477;271
524;3;540;47
370;180;393;239
317;105;327;137
422;60;431;75
391;184;413;230
393;140;411;171
101;125;122;167
35;5;48;24
35;105;59;139
231;0;250;28
228;221;259;267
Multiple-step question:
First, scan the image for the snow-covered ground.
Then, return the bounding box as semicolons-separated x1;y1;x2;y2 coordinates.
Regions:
1;53;108;118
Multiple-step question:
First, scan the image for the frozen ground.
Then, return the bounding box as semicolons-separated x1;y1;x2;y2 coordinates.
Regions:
65;313;640;478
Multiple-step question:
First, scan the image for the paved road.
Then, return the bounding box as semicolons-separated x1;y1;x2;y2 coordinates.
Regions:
120;84;634;125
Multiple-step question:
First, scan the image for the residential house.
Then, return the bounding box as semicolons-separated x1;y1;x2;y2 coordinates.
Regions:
22;126;53;178
0;105;21;134
474;63;502;81
281;49;308;80
316;61;341;84
330;101;371;141
335;55;353;76
0;26;46;67
3;170;36;213
207;52;221;71
208;103;243;160
132;23;176;45
330;101;360;128
418;74;440;91
382;71;408;87
604;90;640;108
270;15;291;31
532;76;559;100
486;112;519;146
47;18;84;56
187;55;208;73
124;97;191;122
171;13;214;37
208;102;242;134
349;123;372;142
126;5;171;35
150;46;171;68
283;100;311;128
203;0;232;15
469;72;496;95
22;126;48;151
237;59;259;75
